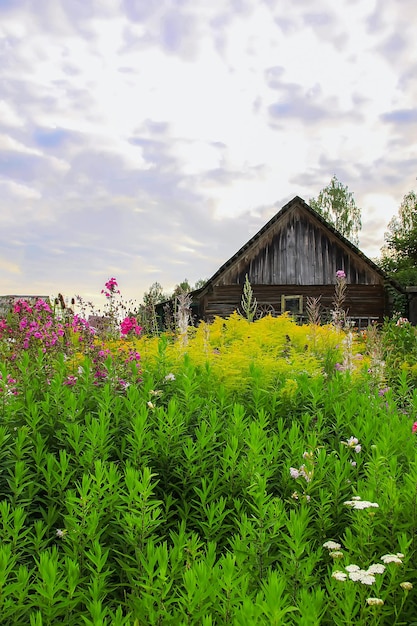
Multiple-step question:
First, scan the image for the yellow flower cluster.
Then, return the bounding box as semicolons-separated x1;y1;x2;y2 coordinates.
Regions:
136;313;368;392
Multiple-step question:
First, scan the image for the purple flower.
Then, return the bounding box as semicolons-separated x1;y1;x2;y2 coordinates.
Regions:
63;376;77;386
336;270;346;279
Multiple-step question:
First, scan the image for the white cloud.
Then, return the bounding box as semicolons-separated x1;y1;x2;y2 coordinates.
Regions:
0;100;24;127
0;134;41;155
0;179;41;200
0;0;415;303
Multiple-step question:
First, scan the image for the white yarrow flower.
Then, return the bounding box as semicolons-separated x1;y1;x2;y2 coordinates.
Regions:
367;597;384;606
323;541;341;550
381;554;403;564
360;573;376;585
332;570;347;581
344;499;379;509
367;564;385;575
345;564;361;572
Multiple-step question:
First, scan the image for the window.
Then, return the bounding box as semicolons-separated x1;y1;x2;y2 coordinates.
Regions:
281;295;303;315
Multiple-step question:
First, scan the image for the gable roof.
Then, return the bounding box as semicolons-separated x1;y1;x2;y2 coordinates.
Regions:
193;195;403;296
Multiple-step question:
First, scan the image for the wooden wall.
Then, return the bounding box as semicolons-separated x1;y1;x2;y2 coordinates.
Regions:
199;284;386;323
216;207;383;287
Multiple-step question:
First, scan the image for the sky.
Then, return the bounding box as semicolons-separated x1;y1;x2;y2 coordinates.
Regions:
1;0;416;310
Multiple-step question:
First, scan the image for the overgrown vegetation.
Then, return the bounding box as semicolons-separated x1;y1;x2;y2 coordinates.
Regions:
1;280;417;625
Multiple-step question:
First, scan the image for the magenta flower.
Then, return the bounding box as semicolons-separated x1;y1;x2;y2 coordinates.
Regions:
14;300;33;314
125;350;141;363
34;299;51;312
412;422;417;434
120;316;142;336
336;270;346;280
63;375;77;386
101;277;120;298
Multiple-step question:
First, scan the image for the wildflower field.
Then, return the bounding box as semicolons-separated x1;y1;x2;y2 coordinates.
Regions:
1;284;417;625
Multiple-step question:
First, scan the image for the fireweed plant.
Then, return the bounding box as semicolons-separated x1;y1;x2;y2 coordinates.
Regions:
0;280;416;624
0;279;143;398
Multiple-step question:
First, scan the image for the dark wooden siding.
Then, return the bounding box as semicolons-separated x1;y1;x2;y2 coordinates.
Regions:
202;284;386;322
216;208;382;287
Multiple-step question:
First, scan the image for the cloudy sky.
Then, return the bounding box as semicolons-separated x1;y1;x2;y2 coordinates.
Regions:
1;0;416;308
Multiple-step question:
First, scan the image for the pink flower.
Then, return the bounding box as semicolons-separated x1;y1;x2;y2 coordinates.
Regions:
126;350;141;363
396;317;409;326
101;277;120;298
63;376;77;386
412;422;417;434
336;270;346;279
120;316;142;336
34;299;51;312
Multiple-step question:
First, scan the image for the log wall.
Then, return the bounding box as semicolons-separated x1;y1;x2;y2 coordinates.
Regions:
201;284;386;324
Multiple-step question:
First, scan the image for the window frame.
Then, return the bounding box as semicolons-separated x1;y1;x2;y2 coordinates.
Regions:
281;294;303;315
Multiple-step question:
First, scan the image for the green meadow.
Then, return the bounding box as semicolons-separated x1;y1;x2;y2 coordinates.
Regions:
1;301;417;625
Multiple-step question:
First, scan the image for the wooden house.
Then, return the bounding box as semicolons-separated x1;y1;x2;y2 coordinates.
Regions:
161;196;404;329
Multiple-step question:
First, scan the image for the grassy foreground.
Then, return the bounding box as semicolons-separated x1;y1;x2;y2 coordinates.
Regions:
1;310;417;624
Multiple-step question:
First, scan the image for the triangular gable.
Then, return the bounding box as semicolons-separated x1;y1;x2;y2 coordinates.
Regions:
196;196;400;291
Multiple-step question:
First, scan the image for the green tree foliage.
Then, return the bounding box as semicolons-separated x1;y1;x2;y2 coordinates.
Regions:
380;190;417;287
194;277;208;290
173;278;209;295
172;278;192;298
143;282;167;306
310;176;362;245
